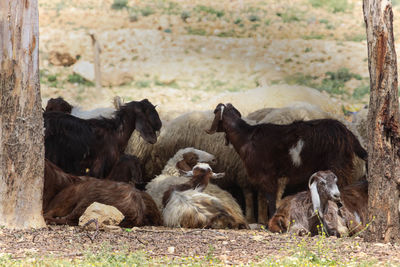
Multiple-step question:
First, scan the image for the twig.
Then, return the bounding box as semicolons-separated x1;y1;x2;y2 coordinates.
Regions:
32;234;39;243
83;219;99;243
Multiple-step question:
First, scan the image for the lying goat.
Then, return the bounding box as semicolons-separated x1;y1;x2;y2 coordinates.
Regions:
44;177;162;227
162;163;248;229
268;170;342;236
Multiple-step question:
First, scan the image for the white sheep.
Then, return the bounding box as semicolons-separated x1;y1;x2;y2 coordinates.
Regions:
162;163;248;229
145;147;246;225
209;85;342;117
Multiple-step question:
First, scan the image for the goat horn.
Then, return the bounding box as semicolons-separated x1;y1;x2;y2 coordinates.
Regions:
211;172;225;179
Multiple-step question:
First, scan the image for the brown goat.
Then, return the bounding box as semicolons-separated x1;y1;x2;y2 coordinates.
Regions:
206;103;367;222
44;178;162;227
268;171;342;236
329;179;368;236
43;160;90;211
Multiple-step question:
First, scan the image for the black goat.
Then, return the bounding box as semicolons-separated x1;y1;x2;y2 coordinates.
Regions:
206;103;367;222
44;99;161;178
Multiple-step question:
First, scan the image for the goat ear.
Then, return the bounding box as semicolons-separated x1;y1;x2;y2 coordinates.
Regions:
205;109;223;134
309;180;322;218
176;159;192;172
136;113;157;144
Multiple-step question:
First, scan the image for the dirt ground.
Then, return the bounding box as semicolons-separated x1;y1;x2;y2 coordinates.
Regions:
1;225;400;265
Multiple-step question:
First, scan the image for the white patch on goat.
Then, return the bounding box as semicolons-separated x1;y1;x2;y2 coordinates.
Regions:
220;106;224;120
289;139;304;167
194;163;212;171
353;211;361;224
309;181;322;218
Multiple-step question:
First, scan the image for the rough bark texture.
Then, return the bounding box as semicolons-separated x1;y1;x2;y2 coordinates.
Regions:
363;0;400;242
0;0;46;228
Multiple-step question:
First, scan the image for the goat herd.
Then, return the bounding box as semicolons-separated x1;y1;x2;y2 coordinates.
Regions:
42;96;369;237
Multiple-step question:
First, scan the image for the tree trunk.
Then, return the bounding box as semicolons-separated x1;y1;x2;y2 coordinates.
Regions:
363;0;400;242
0;0;46;228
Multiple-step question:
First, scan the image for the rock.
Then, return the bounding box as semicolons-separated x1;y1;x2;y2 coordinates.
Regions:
167;246;175;253
49;51;77;66
79;202;124;230
73;60;95;82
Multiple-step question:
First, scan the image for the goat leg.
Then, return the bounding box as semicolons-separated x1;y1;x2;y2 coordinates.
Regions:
257;192;269;225
243;187;255;223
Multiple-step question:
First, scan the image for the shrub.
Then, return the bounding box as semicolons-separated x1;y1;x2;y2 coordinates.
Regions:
111;0;128;10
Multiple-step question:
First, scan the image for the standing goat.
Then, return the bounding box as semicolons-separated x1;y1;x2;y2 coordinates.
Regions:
162;163;248;229
268;171;342;236
206;103;367;222
44;99;161;178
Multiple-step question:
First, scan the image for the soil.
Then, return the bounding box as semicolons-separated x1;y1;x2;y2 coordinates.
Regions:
1;225;400;265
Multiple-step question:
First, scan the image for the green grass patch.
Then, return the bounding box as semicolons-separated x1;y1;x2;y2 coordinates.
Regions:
302;33;324;40
185;26;207;36
285;68;362;96
277;10;302;23
353;84;370;100
217;30;236;37
345;33;366;42
111;0;128;10
140;6;155;17
194;5;224;17
67;73;94;86
248;14;260;22
285;73;319;88
134;80;151;88
309;0;350;13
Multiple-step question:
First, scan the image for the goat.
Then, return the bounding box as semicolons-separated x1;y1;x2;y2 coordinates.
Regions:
44;98;161;178
44;177;162;227
162;163;248;229
145;147;246;225
325;179;368;236
268;171;342;236
206;103;367;222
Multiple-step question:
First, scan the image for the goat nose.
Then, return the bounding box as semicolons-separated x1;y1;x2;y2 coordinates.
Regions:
333;193;341;200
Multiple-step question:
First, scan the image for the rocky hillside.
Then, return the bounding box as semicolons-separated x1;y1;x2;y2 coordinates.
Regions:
38;0;400;114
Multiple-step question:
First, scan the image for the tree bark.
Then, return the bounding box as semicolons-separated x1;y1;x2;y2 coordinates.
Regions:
363;0;400;242
0;0;46;228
